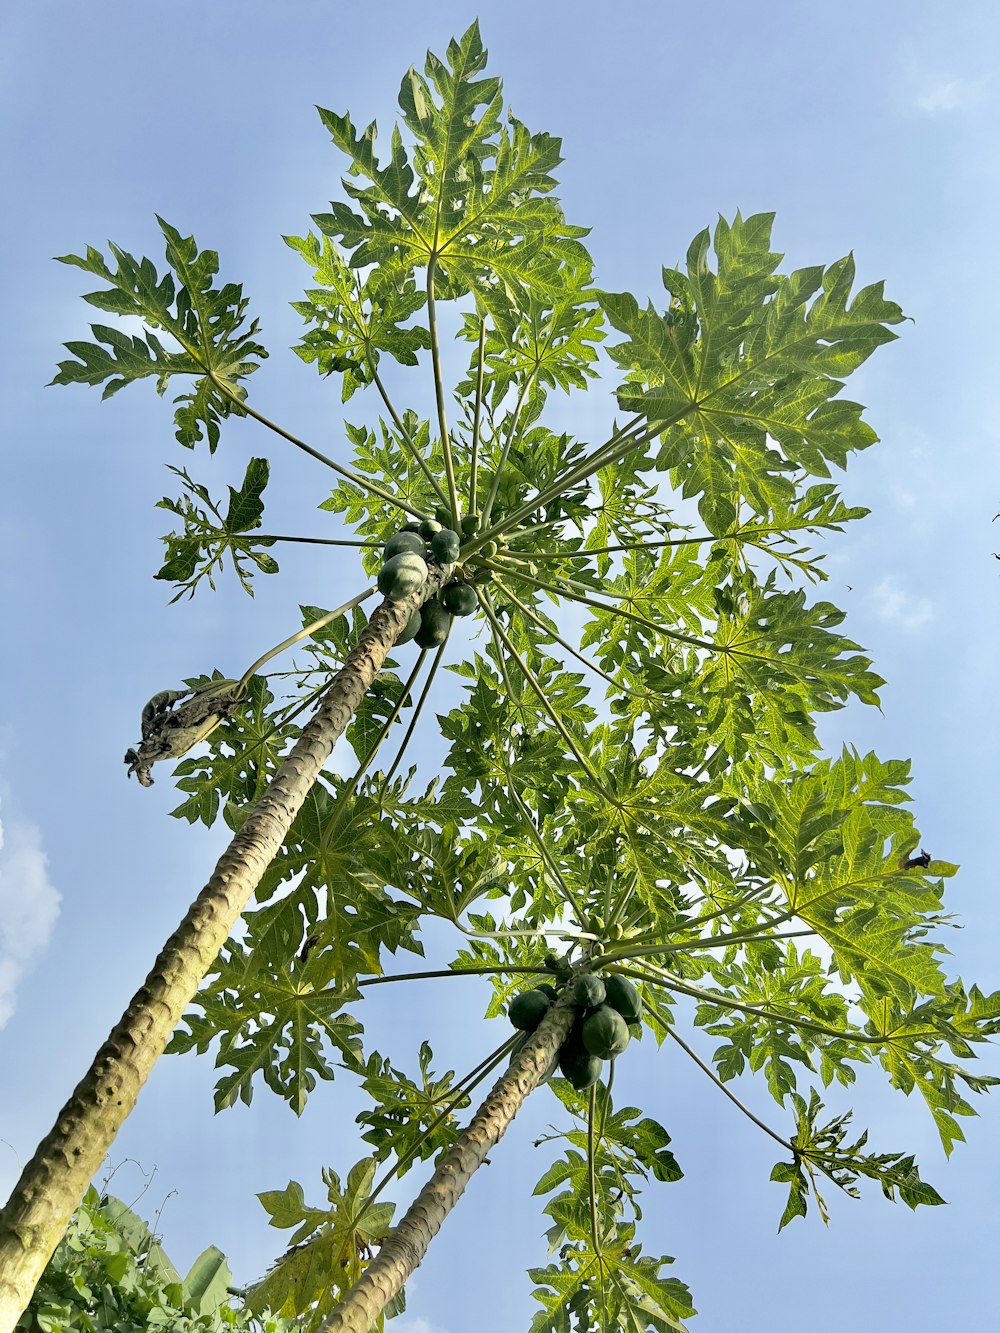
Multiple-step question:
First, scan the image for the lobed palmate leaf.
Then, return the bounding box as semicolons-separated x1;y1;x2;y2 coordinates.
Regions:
51;216;267;450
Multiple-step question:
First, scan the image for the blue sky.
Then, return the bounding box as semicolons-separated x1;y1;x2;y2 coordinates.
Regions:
1;2;998;1329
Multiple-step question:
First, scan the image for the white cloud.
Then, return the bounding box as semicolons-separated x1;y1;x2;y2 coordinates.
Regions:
0;804;61;1028
914;75;987;114
391;1321;446;1333
870;576;933;630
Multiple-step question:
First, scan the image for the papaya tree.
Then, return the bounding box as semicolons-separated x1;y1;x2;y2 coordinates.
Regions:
3;20;998;1332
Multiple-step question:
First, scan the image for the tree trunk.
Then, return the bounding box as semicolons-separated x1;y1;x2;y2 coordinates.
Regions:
320;994;577;1333
0;572;449;1333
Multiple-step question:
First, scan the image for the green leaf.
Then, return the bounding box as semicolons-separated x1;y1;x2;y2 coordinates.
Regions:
355;1042;470;1170
52;218;267;451
249;1159;396;1323
771;1089;946;1228
312;20;588;301
287;231;430;400
156;458;277;599
23;1191;276;1332
182;1246;231;1314
601;212;905;534
169;675;299;827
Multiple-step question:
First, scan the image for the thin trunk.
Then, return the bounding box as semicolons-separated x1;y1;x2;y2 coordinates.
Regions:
0;569;450;1333
320;995;577;1333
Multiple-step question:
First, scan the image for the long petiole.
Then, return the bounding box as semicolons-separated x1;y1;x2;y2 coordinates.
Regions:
507;533;718;561
305;965;555;1007
426;257;461;521
595;927;815;969
501;582;647;701
469;318;486;515
479;377;532;533
237;586;377;691
670;1026;869;1204
501;519;562;542
270;676;334;730
357;965;553;988
253;534;381;548
461;415;649;558
351;650;429;787
489;622;518;702
588;1084;602;1257
485;415;649;536
685;883;776;928
506;783;589;922
619;961;902;1047
665;1026;794;1153
477;590;614;799
377;634;451;793
208;374;428;520
479;412;677;543
335;1032;520;1272
371;366;450;505
457;921;598;944
487;559;716;653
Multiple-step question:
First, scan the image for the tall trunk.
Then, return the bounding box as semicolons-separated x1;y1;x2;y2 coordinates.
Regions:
0;571;449;1333
320;995;577;1333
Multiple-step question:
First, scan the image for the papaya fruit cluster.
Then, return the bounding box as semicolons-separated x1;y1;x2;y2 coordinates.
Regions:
507;973;642;1092
377;508;480;647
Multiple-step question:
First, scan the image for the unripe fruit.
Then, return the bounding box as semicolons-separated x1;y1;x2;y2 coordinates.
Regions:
430;528;461;564
558;1038;602;1092
395;609;422;645
384;531;426;560
442;582;477;617
508;988;552;1031
573;974;607;1009
378;552;428;600
414;599;452;648
582;1005;630;1059
604;975;642;1024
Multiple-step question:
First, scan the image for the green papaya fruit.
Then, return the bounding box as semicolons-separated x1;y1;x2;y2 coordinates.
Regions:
418;518;442;538
508;988;551;1032
573;974;606;1010
384;531;426;560
394;609;422;645
378;552;428;600
430;528;461;563
414;599;452;648
442;582;477;616
582;1004;630;1060
604;975;642;1024
558;1037;603;1092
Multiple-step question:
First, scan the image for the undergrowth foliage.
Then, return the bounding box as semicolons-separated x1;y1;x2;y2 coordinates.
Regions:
46;20;999;1332
20;1186;297;1333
